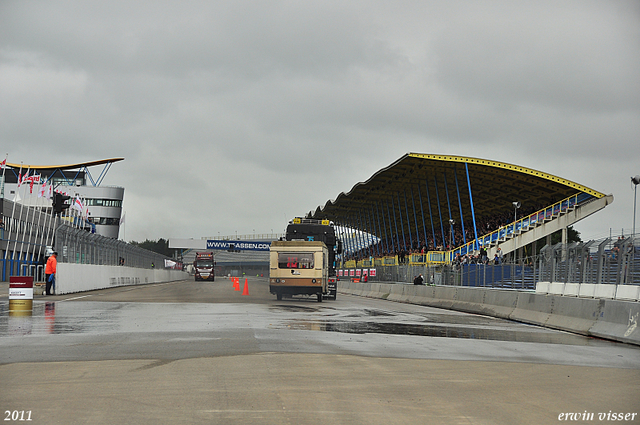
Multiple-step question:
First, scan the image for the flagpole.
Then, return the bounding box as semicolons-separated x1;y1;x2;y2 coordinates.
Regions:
4;163;21;269
13;167;29;275
35;177;50;274
18;171;38;276
39;181;55;262
24;173;43;276
0;154;7;199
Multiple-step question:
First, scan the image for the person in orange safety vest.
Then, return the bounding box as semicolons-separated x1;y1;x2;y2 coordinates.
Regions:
45;252;57;295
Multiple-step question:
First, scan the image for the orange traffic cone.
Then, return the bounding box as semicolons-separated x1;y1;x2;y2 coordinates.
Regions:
234;278;240;291
242;278;249;296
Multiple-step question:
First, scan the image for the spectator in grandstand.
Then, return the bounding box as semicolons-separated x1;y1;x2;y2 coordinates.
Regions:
496;247;503;264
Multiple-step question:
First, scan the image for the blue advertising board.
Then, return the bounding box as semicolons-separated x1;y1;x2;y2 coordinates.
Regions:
206;240;271;251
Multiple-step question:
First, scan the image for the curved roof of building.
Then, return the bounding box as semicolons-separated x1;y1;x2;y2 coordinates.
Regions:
6;158;124;171
310;153;606;226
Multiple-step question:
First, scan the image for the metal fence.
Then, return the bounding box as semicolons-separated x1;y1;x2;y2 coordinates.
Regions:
347;237;639;289
538;236;639;286
54;224;170;270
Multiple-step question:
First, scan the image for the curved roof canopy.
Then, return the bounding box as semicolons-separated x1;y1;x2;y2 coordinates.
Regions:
310;153;605;231
6;158;124;171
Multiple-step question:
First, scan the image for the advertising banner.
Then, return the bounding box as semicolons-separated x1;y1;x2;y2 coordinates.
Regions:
206;240;271;251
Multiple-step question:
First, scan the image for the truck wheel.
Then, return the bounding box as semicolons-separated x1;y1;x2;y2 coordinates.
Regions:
317;293;323;302
277;293;282;301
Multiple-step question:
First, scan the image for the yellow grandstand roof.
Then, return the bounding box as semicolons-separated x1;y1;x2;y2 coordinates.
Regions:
5;158;124;171
310;153;606;226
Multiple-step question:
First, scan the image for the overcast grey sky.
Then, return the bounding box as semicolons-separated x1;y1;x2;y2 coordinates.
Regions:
1;0;639;243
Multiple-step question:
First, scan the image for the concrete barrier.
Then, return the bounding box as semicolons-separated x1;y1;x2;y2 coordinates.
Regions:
56;263;187;295
594;284;617;299
509;293;554;327
450;287;486;315
563;283;580;297
535;282;550;294
337;281;640;346
430;286;457;309
548;282;565;295
616;285;640;301
544;296;604;335
578;283;596;298
477;289;518;319
589;299;640;345
387;283;406;302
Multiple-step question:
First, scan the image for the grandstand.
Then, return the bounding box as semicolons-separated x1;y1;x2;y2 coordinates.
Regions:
308;153;613;266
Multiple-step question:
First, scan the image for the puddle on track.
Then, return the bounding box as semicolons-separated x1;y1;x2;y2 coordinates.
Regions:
280;320;617;346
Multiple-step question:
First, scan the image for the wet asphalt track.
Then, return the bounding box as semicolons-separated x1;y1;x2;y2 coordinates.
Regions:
1;277;638;424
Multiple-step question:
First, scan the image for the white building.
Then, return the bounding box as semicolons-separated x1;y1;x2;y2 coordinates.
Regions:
1;158;125;239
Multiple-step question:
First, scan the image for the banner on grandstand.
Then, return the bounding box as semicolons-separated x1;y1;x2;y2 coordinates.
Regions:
206;240;271;251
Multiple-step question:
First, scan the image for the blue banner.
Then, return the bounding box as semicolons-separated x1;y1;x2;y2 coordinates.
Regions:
206;240;271;251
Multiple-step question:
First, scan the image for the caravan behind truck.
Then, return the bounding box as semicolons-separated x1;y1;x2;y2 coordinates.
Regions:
269;240;328;302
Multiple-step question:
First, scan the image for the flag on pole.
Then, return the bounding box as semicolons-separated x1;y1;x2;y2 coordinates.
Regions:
25;174;40;194
0;157;6;169
119;212;126;225
16;165;23;188
38;181;47;198
72;197;84;213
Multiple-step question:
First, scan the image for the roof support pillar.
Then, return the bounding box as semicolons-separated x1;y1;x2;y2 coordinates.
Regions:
403;189;413;250
417;184;428;251
454;167;467;245
465;163;479;250
424;178;437;250
377;201;389;255
433;175;446;249
410;186;421;250
395;194;406;251
388;198;399;254
443;172;454;248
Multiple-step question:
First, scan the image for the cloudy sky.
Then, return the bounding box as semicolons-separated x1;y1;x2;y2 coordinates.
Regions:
1;0;639;243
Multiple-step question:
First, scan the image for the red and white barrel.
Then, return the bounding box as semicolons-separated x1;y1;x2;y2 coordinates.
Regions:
9;276;34;313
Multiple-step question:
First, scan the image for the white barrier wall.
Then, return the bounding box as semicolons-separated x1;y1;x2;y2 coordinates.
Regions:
56;263;187;295
536;281;640;301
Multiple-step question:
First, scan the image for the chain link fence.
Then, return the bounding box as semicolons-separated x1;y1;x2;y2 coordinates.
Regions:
54;224;170;269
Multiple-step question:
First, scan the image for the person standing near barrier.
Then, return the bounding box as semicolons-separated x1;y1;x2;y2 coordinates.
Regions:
45;252;57;296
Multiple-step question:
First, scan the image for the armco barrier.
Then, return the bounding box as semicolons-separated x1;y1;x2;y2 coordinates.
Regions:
338;281;640;346
55;263;187;295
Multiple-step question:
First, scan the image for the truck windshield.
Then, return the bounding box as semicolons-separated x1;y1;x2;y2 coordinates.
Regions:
278;253;314;269
196;261;213;268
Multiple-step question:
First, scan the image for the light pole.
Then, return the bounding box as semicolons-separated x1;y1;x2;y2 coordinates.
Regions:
633;175;640;240
512;201;521;224
512;201;521;264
